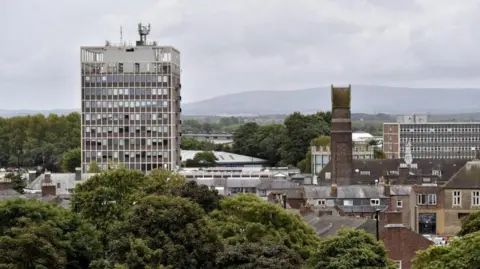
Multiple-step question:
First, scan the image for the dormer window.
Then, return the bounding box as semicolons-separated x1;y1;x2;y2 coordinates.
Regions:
370;199;380;206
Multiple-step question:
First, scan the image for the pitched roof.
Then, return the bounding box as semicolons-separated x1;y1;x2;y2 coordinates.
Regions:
444;161;480;189
317;158;467;185
26;173;96;195
256;179;301;190
302;213;368;236
303;185;387;199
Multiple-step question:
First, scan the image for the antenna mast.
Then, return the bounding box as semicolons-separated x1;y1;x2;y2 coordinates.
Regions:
137;23;151;46
120;25;123;45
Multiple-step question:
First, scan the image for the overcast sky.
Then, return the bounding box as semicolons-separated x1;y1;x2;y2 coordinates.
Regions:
0;0;479;110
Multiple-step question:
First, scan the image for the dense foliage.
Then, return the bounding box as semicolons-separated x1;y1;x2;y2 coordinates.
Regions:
307;228;396;269
0;168;399;268
0;199;101;268
0;113;81;171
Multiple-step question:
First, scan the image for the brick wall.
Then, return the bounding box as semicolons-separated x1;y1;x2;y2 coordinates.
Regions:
383;123;400;159
331;86;353;186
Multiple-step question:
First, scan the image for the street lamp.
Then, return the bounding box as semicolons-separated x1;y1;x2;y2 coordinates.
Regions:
375;209;380;241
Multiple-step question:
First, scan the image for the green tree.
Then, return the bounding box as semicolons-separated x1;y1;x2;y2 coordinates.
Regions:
185;151;218;167
210;194;321;260
0;199;101;269
62;147;81;172
71;168;147;232
0;112;81;171
412;231;480;269
307;228;396;269
254;124;287;165
99;195;222;268
168;181;222;213
88;160;101;173
281;112;330;166
458;210;480;236
232;122;261;157
4;172;26;194
374;148;386;159
216;241;303;269
181;137;217;151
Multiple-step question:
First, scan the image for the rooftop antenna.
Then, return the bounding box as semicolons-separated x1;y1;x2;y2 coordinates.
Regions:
120;25;123;45
137;23;151;46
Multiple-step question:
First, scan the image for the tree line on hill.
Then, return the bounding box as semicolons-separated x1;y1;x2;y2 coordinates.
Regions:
0;111;386;172
2;167;480;268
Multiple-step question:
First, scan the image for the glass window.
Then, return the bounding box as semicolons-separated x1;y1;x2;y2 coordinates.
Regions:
85;114;91;121
163;88;168;95
163;126;168;133
135;114;140;120
152;88;157;95
85;126;90;133
162;101;168;107
85;101;90;108
113;89;118;95
124;88;129;95
152;113;157;120
108;102;112;108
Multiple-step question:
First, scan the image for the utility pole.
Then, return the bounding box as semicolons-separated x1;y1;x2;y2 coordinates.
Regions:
375;209;380;241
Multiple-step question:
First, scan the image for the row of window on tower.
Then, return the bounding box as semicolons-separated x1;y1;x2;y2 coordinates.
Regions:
84;100;170;109
84;126;169;134
83;75;171;84
84;138;170;147
83;88;170;97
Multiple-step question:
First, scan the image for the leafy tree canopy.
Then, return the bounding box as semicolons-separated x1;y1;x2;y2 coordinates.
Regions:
458;210;480;236
210;194;321;260
412;231;480;269
98;195;222;269
307;228;396;269
0;199;101;269
62;147;81;172
216;241;303;269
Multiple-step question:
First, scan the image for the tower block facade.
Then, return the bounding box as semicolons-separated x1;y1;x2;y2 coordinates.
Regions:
330;85;353;186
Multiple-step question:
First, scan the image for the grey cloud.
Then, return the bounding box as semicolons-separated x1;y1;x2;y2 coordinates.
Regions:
1;0;480;109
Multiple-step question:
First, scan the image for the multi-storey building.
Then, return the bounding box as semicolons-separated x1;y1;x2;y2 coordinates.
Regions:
384;114;480;159
80;24;181;172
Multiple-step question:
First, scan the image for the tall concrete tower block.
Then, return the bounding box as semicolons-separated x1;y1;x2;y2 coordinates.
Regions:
330;85;353;186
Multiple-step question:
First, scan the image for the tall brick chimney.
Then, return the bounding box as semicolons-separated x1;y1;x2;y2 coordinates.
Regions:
330;85;353;186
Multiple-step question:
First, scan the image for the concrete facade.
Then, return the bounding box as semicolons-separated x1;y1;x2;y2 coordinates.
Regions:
383;116;480;159
80;27;181;172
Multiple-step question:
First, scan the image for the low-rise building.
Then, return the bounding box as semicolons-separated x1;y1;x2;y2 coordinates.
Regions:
311;132;376;176
442;160;480;235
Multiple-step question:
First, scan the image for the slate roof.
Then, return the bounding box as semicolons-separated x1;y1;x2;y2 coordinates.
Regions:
304;185;387;199
389;185;412;196
317;158;466;185
256;179;302;190
444;161;480;189
302;213;386;237
26;173;96;195
302;213;370;236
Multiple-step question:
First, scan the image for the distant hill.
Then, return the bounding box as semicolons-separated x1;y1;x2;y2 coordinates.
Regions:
182;85;480;115
0;109;78;118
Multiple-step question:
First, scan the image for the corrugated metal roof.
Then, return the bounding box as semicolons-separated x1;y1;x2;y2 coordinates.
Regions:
181;150;268;164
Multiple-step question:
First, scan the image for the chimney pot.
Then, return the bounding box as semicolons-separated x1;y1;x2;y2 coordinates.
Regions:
44;172;52;183
75;167;81;181
331;184;338;197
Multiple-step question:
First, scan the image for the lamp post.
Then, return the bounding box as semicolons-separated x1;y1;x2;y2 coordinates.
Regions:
375;209;380;241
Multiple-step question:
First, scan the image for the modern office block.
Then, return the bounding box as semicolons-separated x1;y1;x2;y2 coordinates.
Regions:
383;115;480;159
80;24;181;172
